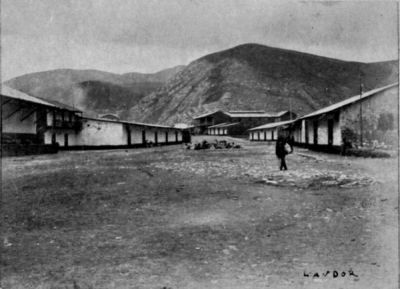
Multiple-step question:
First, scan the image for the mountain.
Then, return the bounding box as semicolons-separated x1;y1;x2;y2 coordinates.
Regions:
122;65;185;83
127;43;398;125
4;66;184;118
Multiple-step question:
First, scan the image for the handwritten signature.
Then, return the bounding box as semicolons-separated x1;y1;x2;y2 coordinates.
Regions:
303;269;359;278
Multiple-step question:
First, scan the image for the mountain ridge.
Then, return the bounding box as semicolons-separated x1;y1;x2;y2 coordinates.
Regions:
4;66;185;118
4;43;398;124
126;43;398;125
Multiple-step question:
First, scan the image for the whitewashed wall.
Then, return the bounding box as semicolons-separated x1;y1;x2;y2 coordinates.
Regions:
177;130;182;142
163;130;169;143
266;129;272;140
78;119;127;146
130;128;143;144
249;128;280;141
296;117;340;146
46;111;53;127
333;119;341;145
144;129;156;143
301;120;306;143
42;115;184;147
44;129;80;147
317;119;328;145
307;120;314;144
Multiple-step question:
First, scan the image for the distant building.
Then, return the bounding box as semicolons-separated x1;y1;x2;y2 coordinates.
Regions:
193;110;296;135
192;110;231;134
248;120;295;141
248;83;398;152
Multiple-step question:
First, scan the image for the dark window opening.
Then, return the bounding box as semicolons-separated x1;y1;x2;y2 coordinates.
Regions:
313;120;318;145
64;133;68;147
142;130;146;144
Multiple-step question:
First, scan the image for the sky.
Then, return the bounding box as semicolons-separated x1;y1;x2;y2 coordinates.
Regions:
1;0;398;80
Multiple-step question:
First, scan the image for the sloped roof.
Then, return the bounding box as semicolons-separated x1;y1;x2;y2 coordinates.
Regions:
1;85;56;108
83;116;179;129
38;98;82;112
193;110;291;119
193;110;228;119
228;110;266;114
1;85;82;112
174;123;195;129
208;122;240;128
299;83;398;120
248;120;295;131
226;110;289;118
99;113;120;120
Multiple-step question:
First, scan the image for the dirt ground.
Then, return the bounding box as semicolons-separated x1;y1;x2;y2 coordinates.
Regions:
1;136;398;289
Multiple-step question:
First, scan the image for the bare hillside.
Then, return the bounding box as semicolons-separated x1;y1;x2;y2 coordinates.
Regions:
128;43;398;125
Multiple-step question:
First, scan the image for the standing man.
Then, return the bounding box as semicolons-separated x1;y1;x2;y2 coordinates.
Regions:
275;134;292;171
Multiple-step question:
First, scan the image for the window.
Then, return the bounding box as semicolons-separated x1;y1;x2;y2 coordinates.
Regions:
64;134;68;147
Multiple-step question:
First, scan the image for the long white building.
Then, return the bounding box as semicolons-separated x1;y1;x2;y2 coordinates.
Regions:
45;117;184;149
1;86;187;156
249;83;398;151
248;120;294;141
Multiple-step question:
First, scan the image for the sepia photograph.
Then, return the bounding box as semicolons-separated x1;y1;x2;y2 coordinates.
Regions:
1;0;398;288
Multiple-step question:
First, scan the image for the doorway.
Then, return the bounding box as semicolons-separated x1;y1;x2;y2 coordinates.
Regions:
305;121;309;144
142;130;146;144
328;119;334;146
313;120;318;145
127;126;131;146
64;133;68;147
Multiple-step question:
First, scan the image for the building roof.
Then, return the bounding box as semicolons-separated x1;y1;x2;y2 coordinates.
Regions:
1;85;57;108
225;110;289;118
298;83;398;120
99;113;120;120
193;110;228;119
38;98;82;112
1;85;82;112
174;123;195;129
228;110;266;114
82;116;180;129
193;110;291;119
208;122;240;128
248;120;295;131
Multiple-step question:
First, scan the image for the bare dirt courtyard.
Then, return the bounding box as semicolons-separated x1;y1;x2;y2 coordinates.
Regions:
1;136;398;289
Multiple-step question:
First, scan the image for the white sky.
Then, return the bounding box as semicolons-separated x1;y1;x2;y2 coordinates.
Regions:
1;0;398;80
